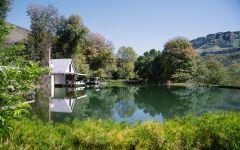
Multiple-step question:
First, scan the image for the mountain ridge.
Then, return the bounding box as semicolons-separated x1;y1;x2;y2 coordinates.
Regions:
6;23;30;44
191;31;240;55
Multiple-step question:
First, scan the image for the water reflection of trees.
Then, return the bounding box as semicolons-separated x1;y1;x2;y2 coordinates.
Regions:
73;86;139;120
32;84;240;123
30;86;51;122
134;85;188;119
113;100;136;118
111;86;139;118
134;85;240;119
73;88;116;120
171;86;240;115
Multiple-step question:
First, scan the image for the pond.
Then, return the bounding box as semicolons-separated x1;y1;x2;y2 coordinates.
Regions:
30;85;240;123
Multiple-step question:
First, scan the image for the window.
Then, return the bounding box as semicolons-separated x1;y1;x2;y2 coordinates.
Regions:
69;64;71;72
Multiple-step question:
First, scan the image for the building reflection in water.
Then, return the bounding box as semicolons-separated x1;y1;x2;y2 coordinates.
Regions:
31;86;88;122
49;87;87;122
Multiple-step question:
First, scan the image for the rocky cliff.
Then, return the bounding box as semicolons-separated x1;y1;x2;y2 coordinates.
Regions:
191;31;240;55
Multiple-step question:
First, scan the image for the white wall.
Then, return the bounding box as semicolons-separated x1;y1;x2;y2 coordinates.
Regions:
51;75;55;97
54;74;66;85
71;64;75;73
65;63;75;73
51;75;55;87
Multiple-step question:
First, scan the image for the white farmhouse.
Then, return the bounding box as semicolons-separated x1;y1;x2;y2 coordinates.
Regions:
50;59;78;86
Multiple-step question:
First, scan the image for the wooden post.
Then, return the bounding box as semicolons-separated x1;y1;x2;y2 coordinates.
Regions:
48;47;51;68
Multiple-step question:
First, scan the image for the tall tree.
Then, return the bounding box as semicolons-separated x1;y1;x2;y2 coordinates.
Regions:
117;46;138;63
134;49;161;81
72;45;90;75
87;33;117;79
0;0;12;20
52;15;89;58
161;37;197;82
0;0;12;43
116;46;137;79
26;4;60;66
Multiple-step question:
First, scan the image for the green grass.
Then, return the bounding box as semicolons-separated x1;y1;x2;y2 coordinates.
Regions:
1;112;240;149
166;82;192;86
106;79;125;87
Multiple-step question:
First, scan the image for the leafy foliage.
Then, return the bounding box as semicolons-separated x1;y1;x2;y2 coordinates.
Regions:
72;51;90;75
117;46;137;62
0;0;12;20
0;7;47;135
26;4;60;66
116;46;138;79
1;112;240;149
202;52;240;86
134;49;161;81
25;4;117;79
134;38;236;86
0;42;47;136
52;15;89;58
134;38;198;83
83;33;117;79
228;63;240;86
0;20;9;44
188;57;229;85
161;37;197;82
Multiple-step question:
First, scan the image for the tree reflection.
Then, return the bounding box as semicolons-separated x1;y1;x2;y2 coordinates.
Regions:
171;86;240;115
73;86;139;120
134;85;188;119
32;84;240;123
73;87;118;120
112;98;137;118
134;85;240;119
30;78;51;122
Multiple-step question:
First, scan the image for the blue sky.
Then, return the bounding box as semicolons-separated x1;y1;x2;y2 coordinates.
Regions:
7;0;240;54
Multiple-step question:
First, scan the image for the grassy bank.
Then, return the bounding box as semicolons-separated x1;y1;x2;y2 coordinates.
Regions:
106;79;125;86
1;112;240;149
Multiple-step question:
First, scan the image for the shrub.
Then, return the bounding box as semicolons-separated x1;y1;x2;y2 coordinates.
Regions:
0;112;240;149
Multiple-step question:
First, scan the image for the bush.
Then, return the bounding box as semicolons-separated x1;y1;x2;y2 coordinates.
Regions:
1;112;240;149
190;57;229;85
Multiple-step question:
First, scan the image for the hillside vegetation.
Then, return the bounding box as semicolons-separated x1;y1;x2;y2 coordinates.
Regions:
191;31;240;80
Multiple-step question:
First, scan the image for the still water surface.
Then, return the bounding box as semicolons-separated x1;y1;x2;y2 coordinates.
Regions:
30;85;240;123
